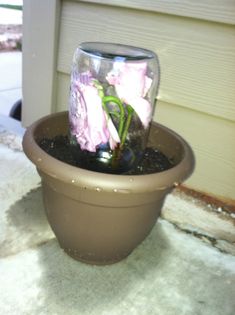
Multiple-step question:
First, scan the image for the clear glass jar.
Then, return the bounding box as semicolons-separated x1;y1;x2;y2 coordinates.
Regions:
69;42;160;174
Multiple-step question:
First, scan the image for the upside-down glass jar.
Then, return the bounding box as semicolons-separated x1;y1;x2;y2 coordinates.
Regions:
68;42;160;174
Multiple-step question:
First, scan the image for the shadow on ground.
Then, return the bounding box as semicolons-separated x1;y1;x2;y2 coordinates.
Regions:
0;187;54;257
34;222;170;315
2;187;235;315
30;220;235;315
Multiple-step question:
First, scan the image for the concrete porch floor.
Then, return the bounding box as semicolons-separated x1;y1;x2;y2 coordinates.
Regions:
0;115;234;315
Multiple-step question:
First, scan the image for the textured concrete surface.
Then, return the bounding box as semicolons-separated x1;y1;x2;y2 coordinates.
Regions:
163;191;235;255
0;116;235;315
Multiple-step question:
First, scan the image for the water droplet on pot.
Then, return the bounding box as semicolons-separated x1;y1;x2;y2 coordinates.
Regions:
112;188;130;193
158;186;167;190
49;173;57;178
118;189;130;194
95;187;102;192
71;179;75;183
129;178;133;182
37;158;42;162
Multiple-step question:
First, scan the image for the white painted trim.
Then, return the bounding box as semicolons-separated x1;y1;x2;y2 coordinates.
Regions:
22;0;61;127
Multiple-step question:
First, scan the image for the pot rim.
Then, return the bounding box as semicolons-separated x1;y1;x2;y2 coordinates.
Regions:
23;111;195;193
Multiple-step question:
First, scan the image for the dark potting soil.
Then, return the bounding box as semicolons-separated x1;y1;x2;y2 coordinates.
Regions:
39;135;174;175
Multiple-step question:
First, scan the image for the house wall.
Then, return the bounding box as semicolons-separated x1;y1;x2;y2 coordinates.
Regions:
22;0;235;202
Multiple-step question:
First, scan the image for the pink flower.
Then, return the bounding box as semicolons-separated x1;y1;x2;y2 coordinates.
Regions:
69;71;120;152
106;62;152;128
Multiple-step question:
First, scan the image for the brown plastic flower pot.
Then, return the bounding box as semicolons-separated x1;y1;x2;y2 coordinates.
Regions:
23;111;194;265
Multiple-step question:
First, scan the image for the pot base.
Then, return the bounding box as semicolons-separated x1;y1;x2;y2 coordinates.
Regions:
64;248;129;265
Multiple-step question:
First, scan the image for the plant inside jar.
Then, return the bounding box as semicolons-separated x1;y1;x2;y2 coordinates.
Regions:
69;60;155;174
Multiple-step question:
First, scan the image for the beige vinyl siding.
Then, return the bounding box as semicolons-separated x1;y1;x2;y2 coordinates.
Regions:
22;0;235;201
76;0;235;25
57;2;235;122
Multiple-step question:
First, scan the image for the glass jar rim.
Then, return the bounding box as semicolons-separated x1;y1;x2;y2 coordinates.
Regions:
79;42;157;61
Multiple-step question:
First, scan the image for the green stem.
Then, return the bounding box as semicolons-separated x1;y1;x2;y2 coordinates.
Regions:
120;105;134;148
93;81;111;118
93;79;104;99
111;106;134;169
102;95;125;137
92;80;134;156
109;111;120;119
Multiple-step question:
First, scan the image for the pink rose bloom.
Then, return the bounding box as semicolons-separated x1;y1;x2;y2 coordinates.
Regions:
69;71;120;152
106;62;152;128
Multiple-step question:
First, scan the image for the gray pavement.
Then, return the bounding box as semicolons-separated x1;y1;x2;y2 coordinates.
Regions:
0;51;22;116
0;3;22;115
